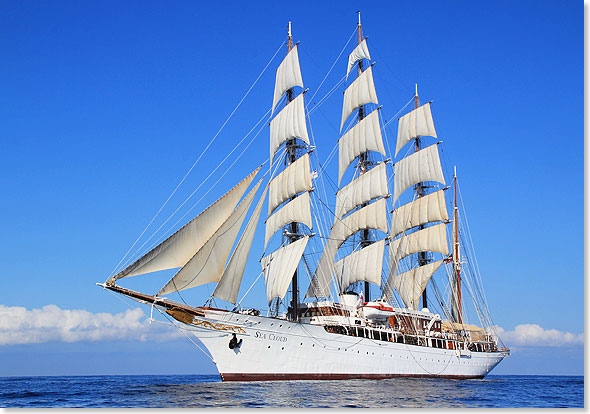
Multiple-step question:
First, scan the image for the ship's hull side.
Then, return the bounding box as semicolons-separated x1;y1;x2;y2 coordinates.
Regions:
188;309;507;382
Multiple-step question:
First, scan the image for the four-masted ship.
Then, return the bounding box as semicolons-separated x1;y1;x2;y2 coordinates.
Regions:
99;16;509;381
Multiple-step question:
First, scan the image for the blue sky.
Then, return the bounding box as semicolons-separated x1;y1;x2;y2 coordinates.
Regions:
0;0;582;376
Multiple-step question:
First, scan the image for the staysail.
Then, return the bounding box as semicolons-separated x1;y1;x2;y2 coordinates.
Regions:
213;186;269;304
111;167;260;281
158;178;263;295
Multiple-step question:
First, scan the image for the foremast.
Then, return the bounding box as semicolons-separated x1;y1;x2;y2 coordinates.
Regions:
264;22;313;320
285;22;301;321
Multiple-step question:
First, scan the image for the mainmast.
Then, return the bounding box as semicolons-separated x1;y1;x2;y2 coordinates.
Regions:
451;166;463;323
305;13;388;301
356;11;372;302
413;84;429;310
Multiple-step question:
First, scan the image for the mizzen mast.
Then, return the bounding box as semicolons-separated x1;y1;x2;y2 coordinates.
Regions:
413;84;429;309
451;166;463;323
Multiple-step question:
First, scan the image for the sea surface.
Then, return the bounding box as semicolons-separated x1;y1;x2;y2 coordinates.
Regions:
0;374;583;408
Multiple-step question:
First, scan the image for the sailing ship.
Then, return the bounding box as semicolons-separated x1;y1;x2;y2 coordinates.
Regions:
99;16;509;381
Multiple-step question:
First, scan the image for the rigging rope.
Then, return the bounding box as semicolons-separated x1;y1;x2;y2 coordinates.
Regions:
109;40;285;278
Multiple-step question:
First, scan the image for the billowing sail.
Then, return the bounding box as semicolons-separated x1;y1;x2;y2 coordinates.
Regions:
113;167;260;280
272;44;304;112
269;93;309;162
385;260;444;309
307;198;388;298
262;236;309;304
334;161;388;223
334;239;385;293
341;66;378;131
392;144;445;205
391;189;448;238
395;103;437;156
346;38;371;78
388;223;449;275
268;153;312;215
213;186;268;304
265;191;312;248
338;110;385;185
158;179;262;295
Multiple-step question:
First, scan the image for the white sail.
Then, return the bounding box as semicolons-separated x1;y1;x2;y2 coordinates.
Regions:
113;167;260;280
269;93;309;162
213;186;268;304
395;103;437;157
265;191;312;248
391;189;448;238
340;66;379;131
346;38;371;78
392;144;445;205
272;44;304;113
306;198;388;298
388;223;449;275
261;236;309;304
268;153;312;215
334;239;385;293
386;260;444;309
338;109;385;185
158;179;262;295
334;162;388;224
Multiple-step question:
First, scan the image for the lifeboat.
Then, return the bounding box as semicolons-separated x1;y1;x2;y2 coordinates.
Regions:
359;299;396;320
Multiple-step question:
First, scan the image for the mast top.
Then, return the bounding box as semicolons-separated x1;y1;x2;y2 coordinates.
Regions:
454;165;457;177
287;21;293;51
357;11;362;44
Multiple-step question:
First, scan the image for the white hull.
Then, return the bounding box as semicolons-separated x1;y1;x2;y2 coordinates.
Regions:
187;309;507;381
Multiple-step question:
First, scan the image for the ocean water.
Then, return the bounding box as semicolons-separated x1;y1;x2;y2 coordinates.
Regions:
0;375;583;408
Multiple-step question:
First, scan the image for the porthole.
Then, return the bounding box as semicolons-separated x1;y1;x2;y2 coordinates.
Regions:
281;347;284;350
279;324;282;327
300;342;303;346
270;323;274;326
268;346;271;349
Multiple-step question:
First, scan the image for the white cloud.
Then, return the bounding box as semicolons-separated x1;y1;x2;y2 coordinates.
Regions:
494;324;583;347
0;304;182;345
